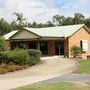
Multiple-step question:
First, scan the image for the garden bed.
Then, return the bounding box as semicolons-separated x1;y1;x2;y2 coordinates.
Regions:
0;49;41;74
0;64;28;74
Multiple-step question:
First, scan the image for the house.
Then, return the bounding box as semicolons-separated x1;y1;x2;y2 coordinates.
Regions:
4;24;90;59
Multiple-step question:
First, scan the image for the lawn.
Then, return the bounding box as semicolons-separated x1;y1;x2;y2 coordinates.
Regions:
74;60;90;74
13;82;90;90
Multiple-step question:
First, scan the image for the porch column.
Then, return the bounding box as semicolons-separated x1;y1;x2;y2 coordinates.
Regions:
59;42;61;57
37;39;40;50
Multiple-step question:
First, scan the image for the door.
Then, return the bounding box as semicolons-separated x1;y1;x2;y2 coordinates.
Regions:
40;42;48;55
55;41;64;55
29;41;37;49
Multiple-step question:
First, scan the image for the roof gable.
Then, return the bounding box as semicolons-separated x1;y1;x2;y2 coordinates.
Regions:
4;30;18;40
4;24;89;40
24;24;85;38
10;30;40;40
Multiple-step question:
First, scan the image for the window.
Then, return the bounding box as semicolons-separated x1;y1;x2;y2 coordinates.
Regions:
80;40;88;51
80;41;82;49
19;41;24;48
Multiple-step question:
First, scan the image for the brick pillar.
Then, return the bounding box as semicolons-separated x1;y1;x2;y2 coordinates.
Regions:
48;41;55;55
64;39;69;53
64;39;69;57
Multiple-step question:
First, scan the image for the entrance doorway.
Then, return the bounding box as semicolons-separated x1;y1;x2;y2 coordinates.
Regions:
29;41;48;55
40;42;48;55
55;41;64;55
29;41;37;49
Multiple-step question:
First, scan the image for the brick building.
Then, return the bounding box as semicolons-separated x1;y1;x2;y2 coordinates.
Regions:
4;24;90;59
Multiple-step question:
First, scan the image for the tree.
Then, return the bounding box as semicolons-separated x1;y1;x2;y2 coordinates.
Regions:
11;20;18;30
53;15;66;26
32;21;37;28
37;23;45;28
13;12;26;30
0;18;12;35
0;36;9;52
65;17;74;25
46;21;55;27
84;17;90;28
73;13;85;24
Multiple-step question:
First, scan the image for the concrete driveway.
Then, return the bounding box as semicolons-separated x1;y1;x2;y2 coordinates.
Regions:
0;56;77;90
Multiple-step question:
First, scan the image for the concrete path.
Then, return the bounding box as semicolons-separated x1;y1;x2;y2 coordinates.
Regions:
39;74;90;84
0;56;77;90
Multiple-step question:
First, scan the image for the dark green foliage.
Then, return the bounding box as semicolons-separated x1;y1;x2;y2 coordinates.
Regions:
0;12;90;35
65;17;74;25
53;15;66;26
52;13;90;27
28;49;41;65
28;21;55;28
73;13;85;24
0;50;30;65
84;17;90;28
0;36;10;52
0;49;41;65
0;18;12;35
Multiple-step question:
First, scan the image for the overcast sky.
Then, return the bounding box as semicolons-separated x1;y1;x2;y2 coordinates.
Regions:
0;0;90;23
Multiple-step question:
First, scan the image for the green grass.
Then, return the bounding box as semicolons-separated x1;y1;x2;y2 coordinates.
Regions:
13;82;90;90
74;60;90;74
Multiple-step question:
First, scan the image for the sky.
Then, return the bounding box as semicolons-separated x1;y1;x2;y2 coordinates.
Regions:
0;0;90;23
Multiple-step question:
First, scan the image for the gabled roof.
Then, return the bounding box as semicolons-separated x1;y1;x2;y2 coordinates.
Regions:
4;30;18;40
24;24;85;38
4;24;89;40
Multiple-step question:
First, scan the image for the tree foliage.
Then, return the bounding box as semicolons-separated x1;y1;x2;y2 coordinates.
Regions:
52;13;90;27
12;12;26;30
73;13;85;24
0;36;10;52
0;18;12;35
70;45;83;58
0;12;90;36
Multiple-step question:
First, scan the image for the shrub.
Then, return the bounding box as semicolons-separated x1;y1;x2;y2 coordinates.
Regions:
0;64;28;74
7;65;17;72
7;65;26;72
70;45;83;58
12;50;30;65
28;49;41;65
0;50;30;65
0;49;41;65
0;68;8;74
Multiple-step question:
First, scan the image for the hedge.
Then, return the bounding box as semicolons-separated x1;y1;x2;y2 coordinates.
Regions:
28;49;41;65
0;49;41;65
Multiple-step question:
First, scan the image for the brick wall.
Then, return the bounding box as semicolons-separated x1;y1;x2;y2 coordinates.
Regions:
48;41;55;55
64;39;69;55
68;27;90;59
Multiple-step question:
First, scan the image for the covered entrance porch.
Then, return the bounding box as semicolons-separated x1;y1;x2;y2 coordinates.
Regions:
10;39;68;56
9;29;68;56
